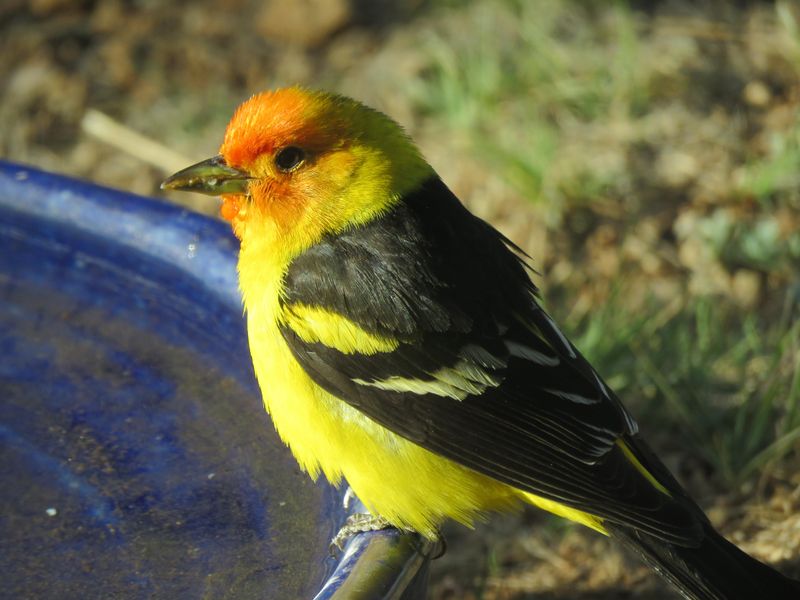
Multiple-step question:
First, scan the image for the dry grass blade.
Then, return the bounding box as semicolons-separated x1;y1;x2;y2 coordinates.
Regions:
81;109;191;175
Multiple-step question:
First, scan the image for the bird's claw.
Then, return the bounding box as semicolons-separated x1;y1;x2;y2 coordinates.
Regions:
329;512;394;556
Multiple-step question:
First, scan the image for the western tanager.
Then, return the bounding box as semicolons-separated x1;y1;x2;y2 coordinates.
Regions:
163;87;798;599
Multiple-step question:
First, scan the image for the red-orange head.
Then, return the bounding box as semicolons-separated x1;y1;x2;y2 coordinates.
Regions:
163;87;433;253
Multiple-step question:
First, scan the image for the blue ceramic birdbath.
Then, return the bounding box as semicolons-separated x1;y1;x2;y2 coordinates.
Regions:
0;161;434;599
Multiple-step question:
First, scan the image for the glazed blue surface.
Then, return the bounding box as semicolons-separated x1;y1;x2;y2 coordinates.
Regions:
0;162;432;599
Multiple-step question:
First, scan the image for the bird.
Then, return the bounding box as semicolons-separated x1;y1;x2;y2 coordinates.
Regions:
163;87;799;599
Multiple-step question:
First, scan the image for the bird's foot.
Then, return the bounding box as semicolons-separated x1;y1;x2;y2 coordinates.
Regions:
329;513;394;555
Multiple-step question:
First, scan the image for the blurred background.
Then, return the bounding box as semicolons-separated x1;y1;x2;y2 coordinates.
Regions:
2;0;799;597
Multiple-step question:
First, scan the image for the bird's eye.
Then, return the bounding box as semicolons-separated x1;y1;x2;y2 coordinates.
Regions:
275;146;305;172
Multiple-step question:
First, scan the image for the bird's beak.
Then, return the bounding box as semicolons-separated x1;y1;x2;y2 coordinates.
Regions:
161;155;252;196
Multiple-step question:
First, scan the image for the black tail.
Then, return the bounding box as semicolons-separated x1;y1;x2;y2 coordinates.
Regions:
610;522;800;600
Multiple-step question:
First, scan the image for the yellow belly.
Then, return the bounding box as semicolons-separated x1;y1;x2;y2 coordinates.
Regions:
246;303;606;538
247;307;517;537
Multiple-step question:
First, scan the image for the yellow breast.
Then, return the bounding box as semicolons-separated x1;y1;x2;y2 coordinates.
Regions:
238;238;517;538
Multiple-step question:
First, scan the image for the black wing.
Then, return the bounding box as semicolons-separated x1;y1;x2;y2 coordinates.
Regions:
280;177;703;544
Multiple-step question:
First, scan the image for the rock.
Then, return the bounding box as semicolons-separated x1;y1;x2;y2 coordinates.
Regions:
257;0;351;48
731;269;761;308
743;80;771;107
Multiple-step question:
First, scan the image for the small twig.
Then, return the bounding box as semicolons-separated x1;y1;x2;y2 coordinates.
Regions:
652;17;742;42
81;108;192;174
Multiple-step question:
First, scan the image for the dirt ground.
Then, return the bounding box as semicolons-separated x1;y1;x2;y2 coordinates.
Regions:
2;1;799;598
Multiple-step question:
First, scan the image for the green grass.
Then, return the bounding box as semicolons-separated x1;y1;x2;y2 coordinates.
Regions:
412;0;649;219
569;290;800;487
738;113;800;206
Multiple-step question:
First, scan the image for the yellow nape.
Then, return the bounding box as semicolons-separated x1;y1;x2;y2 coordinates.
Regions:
519;491;607;534
281;303;399;355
